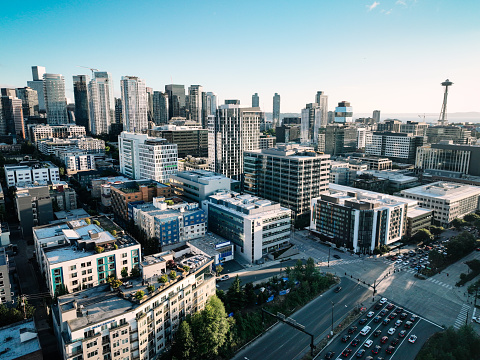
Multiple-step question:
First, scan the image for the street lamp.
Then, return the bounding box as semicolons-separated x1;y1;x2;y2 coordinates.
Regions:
330;301;334;336
328;247;331;267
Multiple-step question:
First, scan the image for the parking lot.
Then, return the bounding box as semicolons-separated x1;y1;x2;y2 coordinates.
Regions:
319;298;443;360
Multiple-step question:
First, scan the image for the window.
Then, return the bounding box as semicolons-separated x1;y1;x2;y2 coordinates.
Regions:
87;350;98;358
70;265;76;271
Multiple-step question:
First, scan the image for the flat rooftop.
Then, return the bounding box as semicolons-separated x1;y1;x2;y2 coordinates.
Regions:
174;170;231;182
189;234;232;257
407;206;433;218
401;181;480;201
0;320;41;360
328;184;415;207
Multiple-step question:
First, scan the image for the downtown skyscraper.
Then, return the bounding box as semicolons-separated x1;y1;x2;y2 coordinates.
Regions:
165;84;186;120
120;76;148;133
88;72;115;135
252;93;259;107
273;93;280;128
27;66;46;112
209;101;261;180
43;73;68;125
153;91;169;125
187;85;203;124
1;88;24;139
73;75;90;131
202;91;217;128
15;87;38;118
315;91;328;126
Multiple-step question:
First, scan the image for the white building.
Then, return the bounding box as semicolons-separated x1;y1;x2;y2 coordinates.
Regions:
365;132;424;163
63;151;96;174
5;161;60;187
170;169;239;203
88;71;115;135
43;73;68;125
400;182;480;226
209;103;261;180
121;76;148;133
119;132;178;182
52;249;215;360
203;191;292;263
36;136;105;156
33;217;141;296
30;123;86;143
300;103;323;143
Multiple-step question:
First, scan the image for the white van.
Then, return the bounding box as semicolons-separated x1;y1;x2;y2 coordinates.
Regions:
360;326;371;336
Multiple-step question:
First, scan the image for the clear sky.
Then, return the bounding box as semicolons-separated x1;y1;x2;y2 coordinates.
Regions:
1;0;479;114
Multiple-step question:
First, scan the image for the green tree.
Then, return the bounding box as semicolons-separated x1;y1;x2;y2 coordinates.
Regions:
464;213;480;223
130;267;141;278
430;225;444;238
244;282;257;306
182;265;190;273
147;285;155;293
190;296;230;358
169;270;177;280
54;284;69;298
305;257;316;279
121;267;128;278
452;218;468;230
226;275;244;313
134;290;144;300
172;320;195;360
110;230;117;236
158;274;169;284
293;259;304;280
110;279;122;289
411;228;434;244
215;265;224;276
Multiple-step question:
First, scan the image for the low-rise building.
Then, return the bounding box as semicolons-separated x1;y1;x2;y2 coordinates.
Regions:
91;176;131;198
52;249;215;360
177;156;209;172
365;132;424;164
203;191;292;263
0;319;43;360
259;135;276;149
310;184;414;253
50;181;77;212
36;136;105;156
5;161;59;187
348;156;392;171
170;170;240;203
0;247;12;304
30;123;86;143
61;151;96;175
33;216;140;296
148;125;208;158
406;206;433;238
188;234;234;267
400;182;480;226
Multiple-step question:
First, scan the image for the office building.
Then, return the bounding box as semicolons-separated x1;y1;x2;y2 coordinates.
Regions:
5;161;60;187
52;247;215;360
148;125;208;158
165;84;186;120
110;180;173;222
276;124;300;143
33;216;140;296
187;85;203;124
334;101;353;123
72;75;90;131
209;103;261;180
377;119;401;132
118;132;178;182
15;183;54;239
311;184;412;253
0;92;24;138
315;91;328;127
348;156;392;170
400;121;428;136
36;136;105;156
259;135;276;149
49;181;78;211
0;247;12;304
131;200;206;247
152;91;169;125
300;103;324;143
356;127;371;149
244;144;331;227
114;97;122;124
372;110;381;123
283;117;301;125
0;319;42;359
365;132;424;163
203;192;291;263
90;176;130;198
273;93;280;128
146;87;154;123
201;92;217;128
88;72;115;135
401;182;480;226
406;207;433;238
426;125;473;145
360;170;418;191
15;86;39;118
43;73;68;125
121;76;148;133
170;170;239;203
324;124;358;155
177;156;209;172
27;65;46;112
63;152;96;174
330;161;357;186
416;143;480;176
252;93;259;107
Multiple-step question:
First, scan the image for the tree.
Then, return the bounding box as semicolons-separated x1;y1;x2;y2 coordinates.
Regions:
147;285;155;293
244;282;257;307
411;228;433;244
111;230;117;236
215;265;224;276
182;265;190;273
130;267;141;278
430;225;444;238
134;290;144;300
121;267;128;279
110;279;122;289
190;296;230;358
172;321;195;360
226;275;244;313
464;213;480;223
95;246;104;254
169;270;177;280
305;257;316;279
54;284;69;298
452;218;467;230
85;218;91;225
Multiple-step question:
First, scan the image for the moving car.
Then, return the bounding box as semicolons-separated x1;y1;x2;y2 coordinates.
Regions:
367;311;375;318
356;349;366;358
342;334;351;342
333;254;341;259
364;340;373;348
371;345;381;355
387;327;396;335
342;348;352;357
348;326;358;334
381;336;389;344
379;297;388;304
334;286;342;293
360;326;371;336
408;335;418;343
386;346;394;354
391;338;399;346
374;316;382;323
218;275;230;281
325;351;335;359
351;338;360;347
359;318;368;325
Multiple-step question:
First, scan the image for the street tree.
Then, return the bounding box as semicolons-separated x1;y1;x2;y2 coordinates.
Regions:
172;321;195;360
411;228;433;244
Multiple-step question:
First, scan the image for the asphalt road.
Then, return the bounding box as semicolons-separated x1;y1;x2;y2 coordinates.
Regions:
232;278;373;360
318;299;443;360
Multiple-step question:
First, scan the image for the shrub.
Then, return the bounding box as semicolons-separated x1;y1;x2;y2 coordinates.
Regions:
182;265;190;272
121;268;128;278
134;291;144;300
169;270;177;280
111;230;117;236
93;220;100;226
95;246;104;254
158;275;168;284
147;285;155;293
85;218;91;225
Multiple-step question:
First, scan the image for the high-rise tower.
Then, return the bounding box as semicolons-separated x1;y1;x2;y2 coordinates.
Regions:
334;101;353;124
27;66;46;112
73;75;90;131
165;84;186;120
153;91;169;125
43;73;68;125
89;72;115;135
438;79;453;126
273;93;280;128
202;92;217;128
188;85;203;124
315;91;328;126
121;76;148;133
252;93;259;108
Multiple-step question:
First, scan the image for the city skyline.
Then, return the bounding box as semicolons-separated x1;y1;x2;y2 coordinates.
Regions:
1;0;479;114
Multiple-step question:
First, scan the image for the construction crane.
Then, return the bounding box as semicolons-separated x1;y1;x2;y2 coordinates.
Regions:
76;65;99;77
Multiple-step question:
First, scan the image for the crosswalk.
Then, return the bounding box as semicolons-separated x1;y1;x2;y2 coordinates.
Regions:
425;277;453;290
317;258;364;267
454;304;470;329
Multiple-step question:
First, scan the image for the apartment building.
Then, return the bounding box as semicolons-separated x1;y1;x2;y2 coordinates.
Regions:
244;144;331;227
203;191;292;263
52;249;215;360
400;182;480;226
36;137;105;156
0;247;12;304
33;217;140;296
30;124;86;143
62;151;96;174
110;180;173;223
5;161;60;187
310;184;413;253
148;125;208;158
170;170;240;203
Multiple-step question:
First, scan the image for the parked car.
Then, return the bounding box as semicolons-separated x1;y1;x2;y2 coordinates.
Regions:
351;338;360;347
391;338;399;346
408;335;418;343
387;327;396;335
374;316;382;323
359;318;368;325
399;330;407;337
367;311;375;318
364;340;373;348
218;275;230;281
342;334;351;342
379;297;388;304
325;351;336;360
381;336;388;344
373;329;382;337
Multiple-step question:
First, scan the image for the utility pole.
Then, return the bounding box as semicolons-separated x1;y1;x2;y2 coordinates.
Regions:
331;301;334;336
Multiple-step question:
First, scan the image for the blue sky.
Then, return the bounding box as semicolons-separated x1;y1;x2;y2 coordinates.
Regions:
1;0;479;114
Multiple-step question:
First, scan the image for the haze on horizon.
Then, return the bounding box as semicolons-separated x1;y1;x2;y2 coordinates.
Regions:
1;0;479;114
